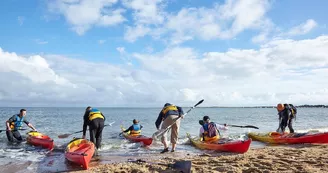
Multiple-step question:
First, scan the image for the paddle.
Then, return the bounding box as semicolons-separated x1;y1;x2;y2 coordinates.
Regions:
128;159;191;173
220;124;259;129
0;129;27;133
58;121;115;138
152;99;204;140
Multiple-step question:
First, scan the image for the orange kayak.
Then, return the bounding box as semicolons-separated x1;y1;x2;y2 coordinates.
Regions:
26;131;54;150
187;133;252;153
65;138;95;170
121;126;153;146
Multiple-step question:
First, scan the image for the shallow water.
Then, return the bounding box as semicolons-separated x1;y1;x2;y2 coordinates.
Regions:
0;107;327;172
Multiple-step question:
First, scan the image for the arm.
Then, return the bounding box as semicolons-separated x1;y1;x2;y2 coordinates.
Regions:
22;119;35;131
123;126;133;133
177;106;184;116
82;111;89;137
155;112;163;130
140;125;143;130
199;127;204;138
6;115;15;130
216;123;228;130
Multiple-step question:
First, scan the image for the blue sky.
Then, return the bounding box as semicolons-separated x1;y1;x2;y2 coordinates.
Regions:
0;0;328;106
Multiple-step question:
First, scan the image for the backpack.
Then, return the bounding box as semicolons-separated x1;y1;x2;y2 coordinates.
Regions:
289;104;297;118
204;122;218;138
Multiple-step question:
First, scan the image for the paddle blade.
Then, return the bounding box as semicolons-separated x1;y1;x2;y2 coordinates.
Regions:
152;129;167;140
171;161;192;173
194;99;204;107
58;134;71;138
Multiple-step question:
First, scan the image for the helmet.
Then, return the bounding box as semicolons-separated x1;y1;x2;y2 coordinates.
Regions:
277;103;285;112
203;116;210;121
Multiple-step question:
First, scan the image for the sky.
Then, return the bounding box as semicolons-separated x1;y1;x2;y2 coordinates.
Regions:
0;0;328;107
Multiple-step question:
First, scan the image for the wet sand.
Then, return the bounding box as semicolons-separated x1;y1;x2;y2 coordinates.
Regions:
71;144;328;173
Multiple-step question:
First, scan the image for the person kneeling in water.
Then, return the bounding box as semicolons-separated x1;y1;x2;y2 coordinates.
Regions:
121;119;143;135
199;116;228;142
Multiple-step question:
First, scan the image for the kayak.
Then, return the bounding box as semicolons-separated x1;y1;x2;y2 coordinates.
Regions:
120;126;153;146
26;131;54;150
65;138;95;170
248;131;328;144
186;133;252;153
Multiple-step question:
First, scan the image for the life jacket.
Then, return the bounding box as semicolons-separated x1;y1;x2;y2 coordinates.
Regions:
10;114;24;130
130;124;141;135
161;105;179;120
88;108;104;121
203;122;219;141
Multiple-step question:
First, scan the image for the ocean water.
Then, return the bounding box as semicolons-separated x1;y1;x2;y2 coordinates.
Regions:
0;107;328;172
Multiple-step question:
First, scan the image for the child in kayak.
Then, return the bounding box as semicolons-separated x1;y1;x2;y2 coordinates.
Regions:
121;119;143;135
199;116;228;142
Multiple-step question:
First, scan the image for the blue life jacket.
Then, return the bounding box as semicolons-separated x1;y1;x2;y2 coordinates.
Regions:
10;114;24;130
130;124;141;134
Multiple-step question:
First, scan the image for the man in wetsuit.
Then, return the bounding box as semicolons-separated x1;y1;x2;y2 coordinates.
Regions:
82;106;105;154
276;103;295;133
6;109;37;142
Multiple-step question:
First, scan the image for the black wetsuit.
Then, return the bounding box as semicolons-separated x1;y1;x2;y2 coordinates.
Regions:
6;114;29;142
83;110;105;149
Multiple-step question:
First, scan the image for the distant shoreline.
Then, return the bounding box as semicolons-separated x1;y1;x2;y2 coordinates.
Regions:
0;105;327;108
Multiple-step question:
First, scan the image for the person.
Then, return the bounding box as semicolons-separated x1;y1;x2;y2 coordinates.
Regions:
276;103;295;133
121;119;143;135
199;116;228;142
155;103;184;153
82;106;105;153
6;109;37;142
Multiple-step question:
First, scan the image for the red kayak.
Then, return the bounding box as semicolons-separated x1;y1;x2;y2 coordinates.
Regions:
248;131;328;144
65;138;95;170
187;133;251;153
26;131;54;150
121;126;153;146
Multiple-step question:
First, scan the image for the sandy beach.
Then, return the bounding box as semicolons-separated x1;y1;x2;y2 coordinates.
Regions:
69;144;328;173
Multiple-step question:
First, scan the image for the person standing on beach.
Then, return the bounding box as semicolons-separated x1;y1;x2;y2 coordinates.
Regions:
199;116;228;142
82;106;105;155
6;109;37;142
155;103;184;153
276;103;295;133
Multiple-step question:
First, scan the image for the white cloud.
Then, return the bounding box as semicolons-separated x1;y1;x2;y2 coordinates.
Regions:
35;39;49;45
287;19;317;36
98;40;106;44
124;24;151;42
124;0;272;44
1;35;328;106
47;0;126;35
122;0;166;25
116;47;125;54
17;16;25;26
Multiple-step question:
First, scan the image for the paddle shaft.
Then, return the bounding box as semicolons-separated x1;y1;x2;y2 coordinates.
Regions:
0;129;27;133
219;124;259;129
58;121;115;138
153;99;204;139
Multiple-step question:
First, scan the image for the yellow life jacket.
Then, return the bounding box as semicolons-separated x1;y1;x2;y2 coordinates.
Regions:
161;105;178;119
88;109;104;121
203;135;220;142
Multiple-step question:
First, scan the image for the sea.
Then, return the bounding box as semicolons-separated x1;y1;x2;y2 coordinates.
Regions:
0;107;328;172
